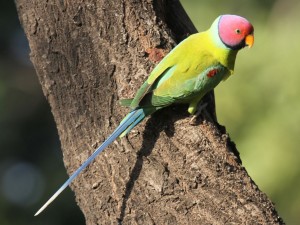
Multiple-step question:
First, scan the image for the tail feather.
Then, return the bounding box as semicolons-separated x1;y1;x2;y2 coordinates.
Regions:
34;109;144;216
120;110;146;137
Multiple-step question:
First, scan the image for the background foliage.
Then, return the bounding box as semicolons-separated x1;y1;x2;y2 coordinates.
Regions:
0;0;298;224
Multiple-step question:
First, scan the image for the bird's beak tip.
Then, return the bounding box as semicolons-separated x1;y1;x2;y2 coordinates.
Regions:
245;34;254;48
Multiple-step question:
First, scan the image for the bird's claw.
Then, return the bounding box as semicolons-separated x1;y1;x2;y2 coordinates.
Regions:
189;102;208;125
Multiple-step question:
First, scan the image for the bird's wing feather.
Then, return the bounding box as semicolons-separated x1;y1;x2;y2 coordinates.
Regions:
129;32;231;109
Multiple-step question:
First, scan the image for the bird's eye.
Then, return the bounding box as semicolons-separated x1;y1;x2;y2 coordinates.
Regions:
235;29;241;34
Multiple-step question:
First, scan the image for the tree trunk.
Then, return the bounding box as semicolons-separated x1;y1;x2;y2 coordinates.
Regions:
16;0;284;224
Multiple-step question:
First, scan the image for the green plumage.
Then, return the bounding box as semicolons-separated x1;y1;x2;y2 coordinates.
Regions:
120;17;238;136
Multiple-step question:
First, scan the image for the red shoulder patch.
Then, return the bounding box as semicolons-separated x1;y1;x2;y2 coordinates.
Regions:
207;69;218;78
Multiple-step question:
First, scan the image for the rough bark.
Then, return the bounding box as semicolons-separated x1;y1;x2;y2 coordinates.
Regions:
16;0;284;224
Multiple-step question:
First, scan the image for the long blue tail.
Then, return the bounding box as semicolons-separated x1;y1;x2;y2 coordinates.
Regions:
35;109;145;216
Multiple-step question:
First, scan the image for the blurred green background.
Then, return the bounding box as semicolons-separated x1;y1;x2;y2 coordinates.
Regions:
0;0;299;224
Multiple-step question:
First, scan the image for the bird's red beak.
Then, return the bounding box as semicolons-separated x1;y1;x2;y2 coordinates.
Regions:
245;34;254;48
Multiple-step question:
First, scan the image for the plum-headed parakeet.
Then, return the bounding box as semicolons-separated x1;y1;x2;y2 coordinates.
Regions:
35;14;254;215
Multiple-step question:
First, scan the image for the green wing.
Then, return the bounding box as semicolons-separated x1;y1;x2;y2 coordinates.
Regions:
121;32;231;111
119;65;175;109
128;66;175;109
149;63;229;107
127;34;195;109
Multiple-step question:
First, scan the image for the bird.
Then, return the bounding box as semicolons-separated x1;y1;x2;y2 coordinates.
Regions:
35;14;254;216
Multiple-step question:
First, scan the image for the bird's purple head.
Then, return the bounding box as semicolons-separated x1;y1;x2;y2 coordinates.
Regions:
218;15;254;50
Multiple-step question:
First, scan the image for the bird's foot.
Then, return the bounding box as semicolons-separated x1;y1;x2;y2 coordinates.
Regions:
189;102;208;125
